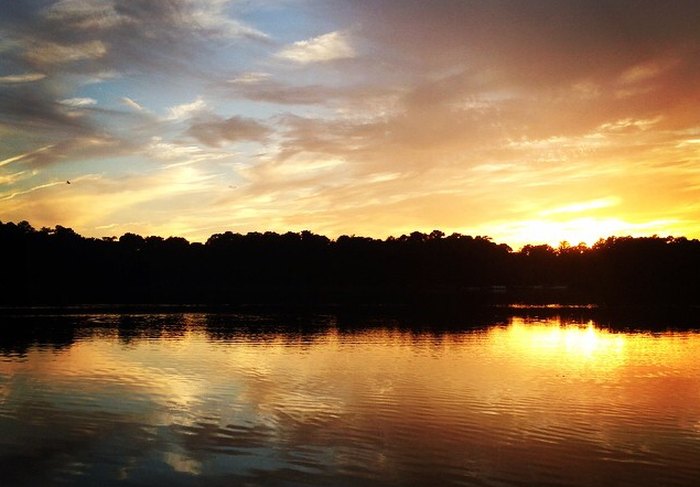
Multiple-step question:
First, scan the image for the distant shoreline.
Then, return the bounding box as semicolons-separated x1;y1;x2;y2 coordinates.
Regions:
3;220;700;307
1;302;699;330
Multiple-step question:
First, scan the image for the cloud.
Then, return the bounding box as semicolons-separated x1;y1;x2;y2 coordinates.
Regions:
0;180;67;202
26;40;108;65
1;136;126;169
227;79;332;105
183;0;269;40
618;61;670;85
187;115;270;147
43;0;131;30
144;137;232;164
225;76;397;107
0;145;55;168
276;31;355;64
0;170;27;185
0;88;94;134
80;69;120;84
0;0;268;81
0;163;228;238
228;72;271;84
0;73;46;84
540;197;622;216
325;1;700;76
121;97;145;112
43;0;267;40
59;97;97;107
165;97;207;121
2;0;700;245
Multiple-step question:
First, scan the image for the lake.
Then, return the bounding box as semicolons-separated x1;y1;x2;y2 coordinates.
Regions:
1;309;699;486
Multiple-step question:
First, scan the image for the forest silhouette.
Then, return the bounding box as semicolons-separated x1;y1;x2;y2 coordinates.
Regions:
2;220;699;306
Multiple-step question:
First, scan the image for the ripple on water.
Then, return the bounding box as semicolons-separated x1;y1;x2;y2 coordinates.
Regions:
1;314;700;487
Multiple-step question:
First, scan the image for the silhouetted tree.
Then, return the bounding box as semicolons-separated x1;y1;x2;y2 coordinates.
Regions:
1;220;699;305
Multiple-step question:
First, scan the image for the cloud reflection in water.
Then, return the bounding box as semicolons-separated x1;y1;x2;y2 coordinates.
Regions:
0;313;699;486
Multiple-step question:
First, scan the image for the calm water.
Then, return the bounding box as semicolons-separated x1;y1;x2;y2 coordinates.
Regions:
1;311;699;486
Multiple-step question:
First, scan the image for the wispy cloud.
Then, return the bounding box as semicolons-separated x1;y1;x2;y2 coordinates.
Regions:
59;97;97;107
540;197;621;216
276;31;355;64
0;73;46;84
1;137;127;169
43;0;131;30
165;97;207;121
187;115;270;147
0;145;55;168
0;170;27;185
121;97;145;112
26;40;107;65
228;72;271;85
0;180;67;201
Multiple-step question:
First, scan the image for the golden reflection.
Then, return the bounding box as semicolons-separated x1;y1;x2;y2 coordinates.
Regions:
2;315;700;487
163;451;202;475
495;319;627;371
3;319;700;445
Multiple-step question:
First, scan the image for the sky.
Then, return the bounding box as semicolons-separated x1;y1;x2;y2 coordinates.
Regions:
1;0;699;248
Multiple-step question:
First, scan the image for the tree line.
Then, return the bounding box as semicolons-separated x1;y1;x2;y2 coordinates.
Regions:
2;220;699;305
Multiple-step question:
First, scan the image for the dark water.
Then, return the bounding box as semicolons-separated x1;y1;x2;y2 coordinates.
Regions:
1;311;699;486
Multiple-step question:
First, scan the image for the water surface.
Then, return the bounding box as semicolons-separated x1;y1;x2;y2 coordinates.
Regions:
1;312;699;486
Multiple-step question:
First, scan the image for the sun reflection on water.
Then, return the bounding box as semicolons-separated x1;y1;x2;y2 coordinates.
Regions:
2;314;700;486
488;318;630;376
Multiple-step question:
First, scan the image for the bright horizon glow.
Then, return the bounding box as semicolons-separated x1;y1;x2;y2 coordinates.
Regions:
1;2;699;246
473;216;686;249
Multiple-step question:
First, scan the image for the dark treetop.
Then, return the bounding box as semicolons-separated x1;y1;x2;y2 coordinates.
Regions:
2;220;700;306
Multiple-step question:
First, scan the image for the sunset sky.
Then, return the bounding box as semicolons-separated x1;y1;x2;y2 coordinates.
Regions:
1;0;699;247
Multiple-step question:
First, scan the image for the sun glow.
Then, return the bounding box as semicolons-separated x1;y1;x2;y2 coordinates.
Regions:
486;217;681;248
2;2;700;246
